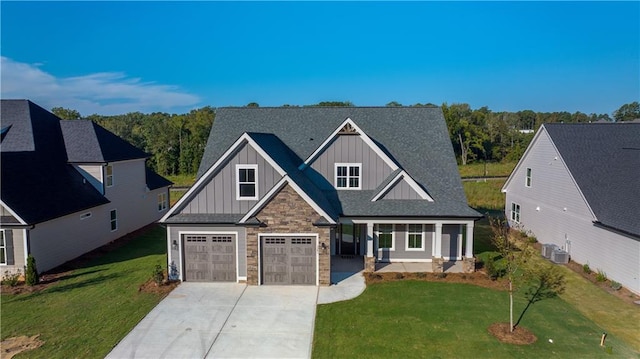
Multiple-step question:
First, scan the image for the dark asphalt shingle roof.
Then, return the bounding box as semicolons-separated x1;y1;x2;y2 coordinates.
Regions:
163;213;244;224
1;100;170;224
60;120;149;163
545;123;640;237
197;107;479;218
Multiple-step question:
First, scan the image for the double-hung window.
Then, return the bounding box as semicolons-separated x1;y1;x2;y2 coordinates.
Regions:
525;168;532;187
406;224;424;250
511;203;521;223
0;230;6;265
110;209;118;231
335;163;361;190
106;165;114;187
158;192;168;211
236;164;258;200
376;224;394;250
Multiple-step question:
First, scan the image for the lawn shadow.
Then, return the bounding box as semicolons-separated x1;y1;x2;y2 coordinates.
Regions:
11;273;122;301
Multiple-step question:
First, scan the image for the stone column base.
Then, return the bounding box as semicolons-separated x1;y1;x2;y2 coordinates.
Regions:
364;256;376;272
463;257;476;273
432;258;444;273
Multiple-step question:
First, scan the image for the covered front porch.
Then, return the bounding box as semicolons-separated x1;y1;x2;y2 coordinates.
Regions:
332;218;476;274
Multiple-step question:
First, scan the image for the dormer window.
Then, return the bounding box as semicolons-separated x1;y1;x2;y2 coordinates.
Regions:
335;163;361;190
236;164;258;200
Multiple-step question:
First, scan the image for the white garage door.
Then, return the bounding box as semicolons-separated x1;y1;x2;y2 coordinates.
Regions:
184;234;236;282
261;236;316;285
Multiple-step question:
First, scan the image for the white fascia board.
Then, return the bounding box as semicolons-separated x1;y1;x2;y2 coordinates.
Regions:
239;176;336;224
299;117;399;171
161;132;286;222
371;171;433;202
502;126;547;193
0;200;27;225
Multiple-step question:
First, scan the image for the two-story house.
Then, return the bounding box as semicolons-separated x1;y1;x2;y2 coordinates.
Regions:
502;123;640;294
0;100;172;274
160;107;481;286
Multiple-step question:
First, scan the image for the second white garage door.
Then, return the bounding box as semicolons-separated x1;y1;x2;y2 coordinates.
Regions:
261;236;316;285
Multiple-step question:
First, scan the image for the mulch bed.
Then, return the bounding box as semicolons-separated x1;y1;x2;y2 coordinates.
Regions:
564;260;640;305
138;278;180;295
488;322;537;345
364;270;509;291
0;335;45;359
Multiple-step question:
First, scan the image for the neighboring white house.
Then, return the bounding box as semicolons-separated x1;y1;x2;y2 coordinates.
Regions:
0;100;172;274
502;122;640;294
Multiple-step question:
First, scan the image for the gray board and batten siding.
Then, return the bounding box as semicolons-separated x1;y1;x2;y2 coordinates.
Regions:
179;142;281;215
381;177;423;200
376;224;460;261
308;135;393;191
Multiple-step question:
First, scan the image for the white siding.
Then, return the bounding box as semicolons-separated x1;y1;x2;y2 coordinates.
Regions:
504;128;640;294
75;164;104;194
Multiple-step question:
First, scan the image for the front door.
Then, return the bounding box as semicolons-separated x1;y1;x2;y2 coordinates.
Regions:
339;224;362;255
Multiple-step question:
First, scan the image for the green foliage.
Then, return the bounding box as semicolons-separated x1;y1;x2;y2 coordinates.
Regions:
484;255;506;280
596;269;607;282
1;270;21;286
583;263;592;274
613;101;640;122
152;263;165;286
52;107;81;120
463;180;506;211
25;254;39;286
610;281;622;291
514;262;566;329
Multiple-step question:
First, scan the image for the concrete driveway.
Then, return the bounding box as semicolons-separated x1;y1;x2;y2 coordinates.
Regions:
106;283;319;359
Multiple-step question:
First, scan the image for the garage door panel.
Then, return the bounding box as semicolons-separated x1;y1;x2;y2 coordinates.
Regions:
262;236;316;285
184;234;236;282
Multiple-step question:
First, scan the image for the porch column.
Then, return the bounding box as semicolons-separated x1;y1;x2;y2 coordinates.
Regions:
458;225;464;260
434;223;442;258
366;223;374;257
365;222;376;272
465;222;474;258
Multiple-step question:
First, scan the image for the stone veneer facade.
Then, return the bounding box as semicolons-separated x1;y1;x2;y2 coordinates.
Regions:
245;184;331;286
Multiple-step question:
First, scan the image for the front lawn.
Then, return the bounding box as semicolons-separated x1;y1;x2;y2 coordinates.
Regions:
1;226;169;358
313;281;637;358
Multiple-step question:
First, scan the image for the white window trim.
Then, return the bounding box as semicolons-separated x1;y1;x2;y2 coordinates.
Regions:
236;164;259;201
0;229;6;265
511;202;521;224
105;164;114;188
110;209;118;232
334;163;362;190
405;224;425;251
158;192;168;211
376;224;395;251
525;168;532;188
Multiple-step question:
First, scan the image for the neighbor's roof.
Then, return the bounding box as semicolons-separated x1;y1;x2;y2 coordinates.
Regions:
545;123;640;236
1;99;170;224
60;120;149;163
196;107;480;219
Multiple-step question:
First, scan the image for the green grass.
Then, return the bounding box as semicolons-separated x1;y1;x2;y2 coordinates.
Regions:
165;173;196;187
464;179;507;212
1;226;169;359
459;161;517;178
313;281;638;358
170;189;187;206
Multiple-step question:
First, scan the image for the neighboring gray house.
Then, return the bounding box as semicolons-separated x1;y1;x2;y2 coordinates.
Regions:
161;107;481;286
0;100;172;274
502;123;640;294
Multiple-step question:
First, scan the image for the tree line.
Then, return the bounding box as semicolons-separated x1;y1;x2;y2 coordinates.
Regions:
52;101;639;176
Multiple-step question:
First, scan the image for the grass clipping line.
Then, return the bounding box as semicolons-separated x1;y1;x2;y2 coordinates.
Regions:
1;335;45;359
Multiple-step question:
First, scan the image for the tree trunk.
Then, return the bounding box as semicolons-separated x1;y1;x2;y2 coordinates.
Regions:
509;280;514;332
458;133;468;165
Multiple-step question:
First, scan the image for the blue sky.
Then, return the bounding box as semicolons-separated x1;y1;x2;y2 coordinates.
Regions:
2;1;638;116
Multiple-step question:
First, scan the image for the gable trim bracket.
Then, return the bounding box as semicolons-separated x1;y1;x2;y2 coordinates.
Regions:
238;176;336;225
371;170;434;202
298;117;400;171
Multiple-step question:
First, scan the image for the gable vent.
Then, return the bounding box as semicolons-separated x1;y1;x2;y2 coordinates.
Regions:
338;122;359;135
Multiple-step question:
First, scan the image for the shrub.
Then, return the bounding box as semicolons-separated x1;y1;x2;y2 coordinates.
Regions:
582;263;592;274
152;264;165;286
484;255;506;280
610;281;622;291
1;270;21;287
435;272;447;279
596;269;607;282
416;272;426;279
25;255;39;286
394;273;404;280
